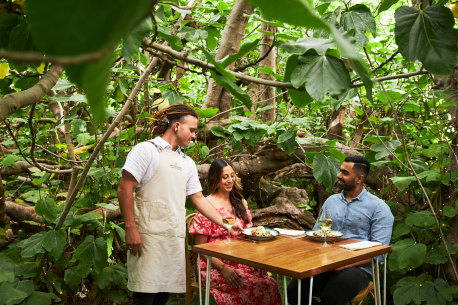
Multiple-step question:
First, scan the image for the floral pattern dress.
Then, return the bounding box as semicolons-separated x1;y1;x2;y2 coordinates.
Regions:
189;207;282;305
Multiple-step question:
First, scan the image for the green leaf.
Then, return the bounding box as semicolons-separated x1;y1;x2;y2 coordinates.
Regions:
20;231;46;258
14;76;39;91
162;89;184;105
0;266;14;283
63;268;80;289
313;154;341;193
392;223;411;239
24;291;61;305
0;282;29;305
247;0;328;30
348;58;373;102
390;176;417;192
42;230;66;259
210;70;251;109
204;26;220;50
0;14;20;47
278;38;335;55
370;140;401;160
393;277;422;305
93;264;127;289
422;143;450;158
221;39;260;68
291;54;351;101
197;108;219;119
284;55;313;108
35;198;58;220
389;239;426;270
341;4;376;48
210;126;227;138
425;244;449;264
93;237;108;274
122;17;152;61
276;129;297;155
66;54;115;125
442;206;457;218
27;0;152;56
199;47;236;82
405;211;436;228
377;0;399;15
179;26;208;43
394;5;457;75
157;28;183;51
1;154;22;168
72;235;95;276
199;145;210;159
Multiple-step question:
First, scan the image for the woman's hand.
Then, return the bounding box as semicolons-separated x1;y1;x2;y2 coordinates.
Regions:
221;264;242;288
229;222;243;236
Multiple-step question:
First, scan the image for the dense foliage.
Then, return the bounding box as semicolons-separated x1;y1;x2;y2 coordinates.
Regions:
0;0;457;304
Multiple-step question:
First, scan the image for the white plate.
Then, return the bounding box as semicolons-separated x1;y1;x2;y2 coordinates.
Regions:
305;230;343;242
242;227;279;241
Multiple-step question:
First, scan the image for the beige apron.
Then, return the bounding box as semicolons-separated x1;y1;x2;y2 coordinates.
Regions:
127;143;189;293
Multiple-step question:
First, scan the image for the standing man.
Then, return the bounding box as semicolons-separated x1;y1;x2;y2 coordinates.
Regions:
288;156;394;305
117;104;241;305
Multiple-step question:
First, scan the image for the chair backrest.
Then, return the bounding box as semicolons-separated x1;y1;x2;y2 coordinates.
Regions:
185;213;197;289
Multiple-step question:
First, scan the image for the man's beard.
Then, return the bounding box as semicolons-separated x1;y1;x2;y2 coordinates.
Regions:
338;178;357;191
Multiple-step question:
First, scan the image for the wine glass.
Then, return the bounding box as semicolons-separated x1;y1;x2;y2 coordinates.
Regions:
222;217;236;244
318;208;333;247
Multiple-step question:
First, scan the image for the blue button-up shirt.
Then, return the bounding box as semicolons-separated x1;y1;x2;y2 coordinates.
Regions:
313;188;394;274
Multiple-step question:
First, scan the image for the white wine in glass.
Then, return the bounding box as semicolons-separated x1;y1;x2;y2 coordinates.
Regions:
318;209;332;247
222;217;236;244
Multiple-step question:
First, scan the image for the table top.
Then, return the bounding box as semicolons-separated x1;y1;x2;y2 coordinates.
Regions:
193;236;391;279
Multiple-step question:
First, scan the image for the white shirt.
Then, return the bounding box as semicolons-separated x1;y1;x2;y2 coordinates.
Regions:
121;137;202;196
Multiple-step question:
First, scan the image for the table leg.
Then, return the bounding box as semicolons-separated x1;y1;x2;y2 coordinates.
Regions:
198;253;202;305
297;279;301;305
205;256;212;305
375;257;381;305
372;257;382;305
283;275;288;305
308;276;313;305
383;254;387;305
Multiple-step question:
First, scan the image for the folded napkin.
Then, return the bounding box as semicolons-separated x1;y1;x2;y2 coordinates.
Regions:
274;228;305;236
340;241;381;250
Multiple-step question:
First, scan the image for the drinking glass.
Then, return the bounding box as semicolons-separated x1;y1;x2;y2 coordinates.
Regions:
222;217;236;244
318;208;333;247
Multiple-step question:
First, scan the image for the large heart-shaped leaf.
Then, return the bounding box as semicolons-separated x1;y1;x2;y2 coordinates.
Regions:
43;229;66;259
313;154;341;193
247;0;328;30
278;38;335;55
389;239;426;270
72;235;108;276
394;5;457;75
291;54;351;101
284;55;313;107
370;139;401;160
276;128;297;155
341;4;376;48
122;17;152;61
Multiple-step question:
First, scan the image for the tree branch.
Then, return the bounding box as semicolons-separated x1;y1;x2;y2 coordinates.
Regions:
0;65;64;122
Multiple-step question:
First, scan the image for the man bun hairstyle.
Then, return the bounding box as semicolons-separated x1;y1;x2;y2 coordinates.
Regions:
152;104;198;135
344;156;370;178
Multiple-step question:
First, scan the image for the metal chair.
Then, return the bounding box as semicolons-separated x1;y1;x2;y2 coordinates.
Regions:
185;213;200;305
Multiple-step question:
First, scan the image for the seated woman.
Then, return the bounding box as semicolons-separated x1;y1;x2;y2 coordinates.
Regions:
189;158;282;305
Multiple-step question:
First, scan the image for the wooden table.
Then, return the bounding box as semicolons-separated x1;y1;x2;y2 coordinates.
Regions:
193;236;391;305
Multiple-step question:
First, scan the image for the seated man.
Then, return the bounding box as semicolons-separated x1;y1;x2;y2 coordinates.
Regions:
288;156;394;305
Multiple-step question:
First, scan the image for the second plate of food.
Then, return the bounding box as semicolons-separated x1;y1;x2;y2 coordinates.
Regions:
305;230;343;242
242;226;279;241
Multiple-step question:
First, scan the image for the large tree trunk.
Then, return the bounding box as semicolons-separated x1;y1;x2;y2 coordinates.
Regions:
259;22;276;122
203;0;254;113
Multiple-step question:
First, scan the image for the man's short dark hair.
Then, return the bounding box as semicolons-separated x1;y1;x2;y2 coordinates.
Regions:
344;156;370;178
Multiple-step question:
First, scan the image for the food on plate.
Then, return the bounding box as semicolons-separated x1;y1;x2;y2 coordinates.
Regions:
251;226;272;237
312;229;340;237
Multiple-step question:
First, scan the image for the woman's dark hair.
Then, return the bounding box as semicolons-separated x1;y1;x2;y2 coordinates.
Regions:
344;156;370;178
152;104;198;135
207;158;249;224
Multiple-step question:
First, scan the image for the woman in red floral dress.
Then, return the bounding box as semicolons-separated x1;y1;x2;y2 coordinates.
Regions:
189;158;282;305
